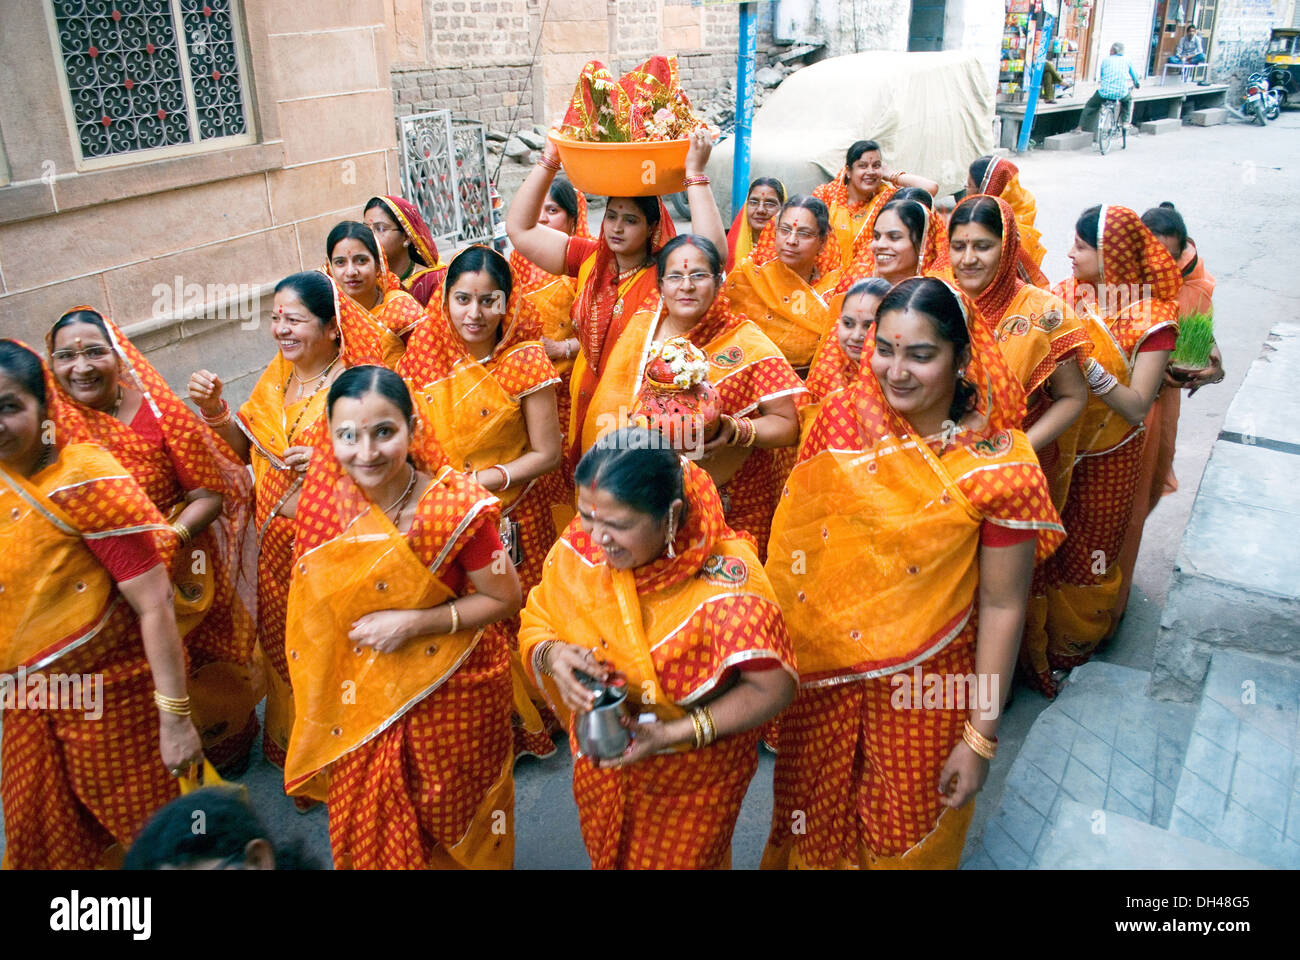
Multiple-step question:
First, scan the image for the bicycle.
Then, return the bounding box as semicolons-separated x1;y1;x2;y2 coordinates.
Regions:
1097;98;1127;155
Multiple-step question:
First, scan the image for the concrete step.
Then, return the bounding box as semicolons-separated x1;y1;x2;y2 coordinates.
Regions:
961;661;1196;869
1141;117;1183;134
1167;651;1300;868
1150;324;1300;702
1190;107;1228;126
1043;130;1091;151
1032;799;1269;869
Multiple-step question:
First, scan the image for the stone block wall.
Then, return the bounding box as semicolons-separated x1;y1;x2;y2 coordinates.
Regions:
1208;0;1281;97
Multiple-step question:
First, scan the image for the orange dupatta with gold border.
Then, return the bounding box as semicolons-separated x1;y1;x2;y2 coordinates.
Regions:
979;157;1048;284
812;169;897;271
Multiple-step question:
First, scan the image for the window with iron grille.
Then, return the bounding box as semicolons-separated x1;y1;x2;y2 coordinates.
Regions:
48;0;252;163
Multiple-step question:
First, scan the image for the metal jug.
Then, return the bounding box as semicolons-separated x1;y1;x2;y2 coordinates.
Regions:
573;670;630;759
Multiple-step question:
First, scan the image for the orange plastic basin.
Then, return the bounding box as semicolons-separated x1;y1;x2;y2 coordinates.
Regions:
548;132;689;197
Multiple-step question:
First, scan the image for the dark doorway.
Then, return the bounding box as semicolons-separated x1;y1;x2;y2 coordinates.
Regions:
908;0;947;51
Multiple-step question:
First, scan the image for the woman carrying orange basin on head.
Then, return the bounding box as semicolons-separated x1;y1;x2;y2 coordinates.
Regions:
327;220;426;344
518;430;797;869
187;271;402;788
967;156;1048;285
46;307;260;776
363;195;448;308
1;340;203;869
397;245;564;761
506;128;727;467
726;176;785;272
1040;205;1182;695
813;140;939;272
284;365;521;868
571;234;802;560
723;195;843;375
762;278;1064;870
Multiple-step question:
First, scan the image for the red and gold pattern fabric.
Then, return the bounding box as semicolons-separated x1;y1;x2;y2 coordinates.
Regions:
724;232;843;369
237;274;398;769
397;247;562;760
576;294;805;558
800;329;858;437
1029;207;1182;693
328;236;428;341
761;283;1062;869
566;201;676;465
0;348;179;868
812;170;897;270
518;460;796;869
285;420;513;868
977;157;1048;284
46;309;260;766
373;195;447;308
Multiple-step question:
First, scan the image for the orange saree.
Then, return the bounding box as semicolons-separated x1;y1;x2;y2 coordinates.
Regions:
236;276;401;770
1040;207;1181;685
839;197;951;288
575;294;805;559
977;157;1049;286
812;170;896;271
1;355;178;869
285;423;513;869
397;253;563;761
723;221;843;371
518;461;796;869
46;310;260;771
762;285;1064;870
372;194;447;308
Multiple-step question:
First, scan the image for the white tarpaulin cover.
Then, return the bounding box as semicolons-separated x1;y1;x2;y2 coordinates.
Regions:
707;50;996;210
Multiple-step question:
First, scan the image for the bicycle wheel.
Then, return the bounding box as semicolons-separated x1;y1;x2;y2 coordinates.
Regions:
1098;105;1114;155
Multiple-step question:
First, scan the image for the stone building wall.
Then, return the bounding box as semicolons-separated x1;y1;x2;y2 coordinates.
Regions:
1209;0;1283;95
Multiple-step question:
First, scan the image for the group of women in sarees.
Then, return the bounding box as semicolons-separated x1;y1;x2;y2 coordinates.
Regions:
0;128;1224;871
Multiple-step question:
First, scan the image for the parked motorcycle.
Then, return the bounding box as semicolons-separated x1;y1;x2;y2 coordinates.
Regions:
1244;71;1280;125
1268;66;1297;109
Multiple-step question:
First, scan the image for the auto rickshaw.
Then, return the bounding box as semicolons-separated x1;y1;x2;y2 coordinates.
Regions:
1266;27;1300;109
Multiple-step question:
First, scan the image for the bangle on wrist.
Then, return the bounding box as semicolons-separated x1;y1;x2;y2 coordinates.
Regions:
172;520;193;547
537;154;561;172
963;719;997;760
154;691;192;717
682;175;711;187
533;640;556;679
200;400;231;427
493;463;512;491
447;599;460;635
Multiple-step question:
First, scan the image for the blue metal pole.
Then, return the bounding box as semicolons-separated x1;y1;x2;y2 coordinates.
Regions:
731;2;757;218
1017;13;1055;154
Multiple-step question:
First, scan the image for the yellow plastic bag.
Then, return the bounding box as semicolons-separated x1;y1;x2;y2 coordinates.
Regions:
178;759;249;803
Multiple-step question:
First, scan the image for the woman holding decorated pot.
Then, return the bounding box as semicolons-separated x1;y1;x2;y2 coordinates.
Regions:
505;128;726;466
518;428;796;869
1;340;202;868
1043;206;1181;687
396;245;565;761
725;176;785;271
46;307;259;775
723;196;843;374
284;365;520;868
363;195;448;308
187;271;400;785
762;278;1064;869
327;220;426;343
569;234;801;558
813;140;939;271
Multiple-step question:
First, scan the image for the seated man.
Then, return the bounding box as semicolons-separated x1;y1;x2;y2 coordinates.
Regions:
1078;42;1141;133
1168;26;1207;65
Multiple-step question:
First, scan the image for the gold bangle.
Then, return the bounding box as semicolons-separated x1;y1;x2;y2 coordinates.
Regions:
690;709;705;749
700;706;717;747
200;400;231;428
447;599;460;635
154;691;192;717
963;719;997;760
172;520;193;547
534;640;556;679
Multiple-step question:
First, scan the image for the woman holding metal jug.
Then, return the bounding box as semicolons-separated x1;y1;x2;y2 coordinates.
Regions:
518;428;796;869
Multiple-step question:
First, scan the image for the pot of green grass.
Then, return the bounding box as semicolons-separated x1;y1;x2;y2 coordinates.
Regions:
1169;312;1215;379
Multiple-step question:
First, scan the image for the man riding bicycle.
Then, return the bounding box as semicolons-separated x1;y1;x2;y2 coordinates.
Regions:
1078;42;1141;134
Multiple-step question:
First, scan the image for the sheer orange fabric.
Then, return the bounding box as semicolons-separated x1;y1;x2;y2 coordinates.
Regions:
397;247;562;760
762;283;1063;869
1;345;178;868
1036;206;1181;687
327;237;427;341
46;309;261;767
518;460;795;868
575;292;805;558
236;274;400;769
838;197;950;287
373;195;447;307
978;157;1048;284
285;410;513;868
723;248;842;370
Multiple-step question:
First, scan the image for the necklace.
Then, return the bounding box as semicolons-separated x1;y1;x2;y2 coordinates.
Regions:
282;351;340;445
290;350;341;388
379;466;418;523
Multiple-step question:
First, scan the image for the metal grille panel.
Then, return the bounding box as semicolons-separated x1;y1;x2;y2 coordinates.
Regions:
399;110;494;253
